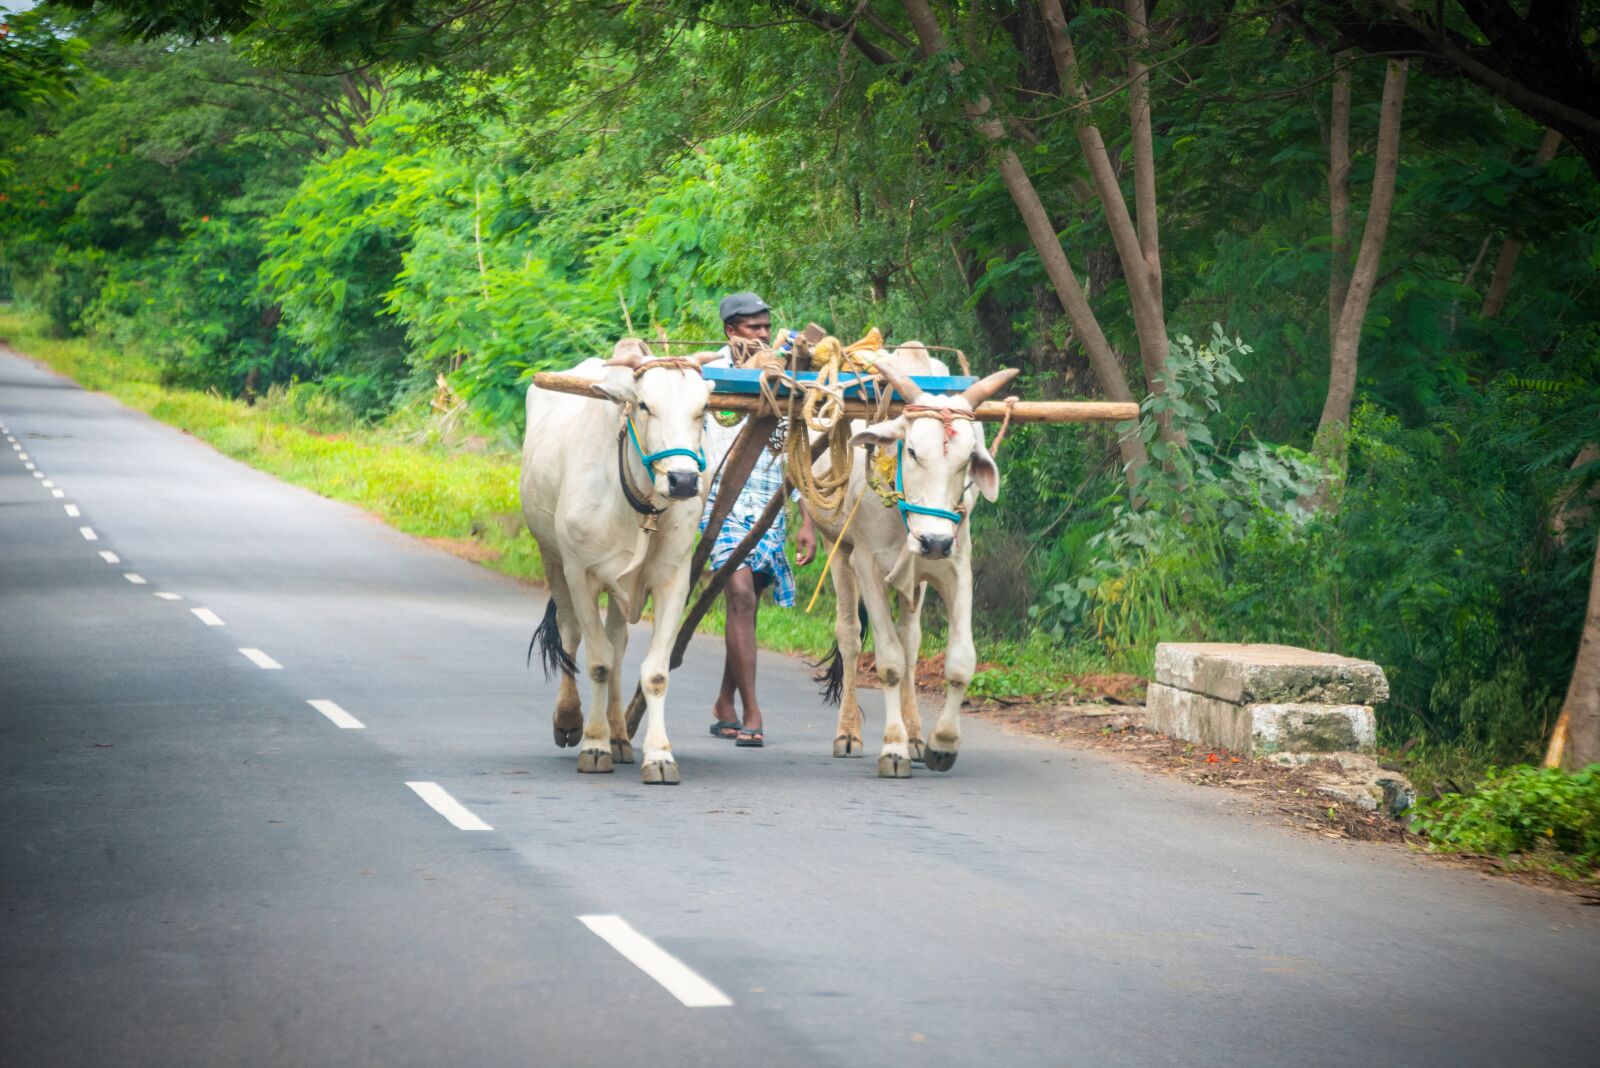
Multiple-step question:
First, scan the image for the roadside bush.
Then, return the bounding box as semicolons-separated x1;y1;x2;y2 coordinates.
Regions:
1410;764;1600;878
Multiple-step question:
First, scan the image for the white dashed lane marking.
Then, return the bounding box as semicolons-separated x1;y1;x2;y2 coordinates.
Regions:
78;526;97;541
24;462;34;470
64;504;79;517
154;592;181;600
42;479;54;487
238;648;282;670
405;782;492;831
308;699;365;729
577;915;734;1008
51;489;64;498
32;472;42;479
97;550;119;564
124;574;147;585
191;608;225;626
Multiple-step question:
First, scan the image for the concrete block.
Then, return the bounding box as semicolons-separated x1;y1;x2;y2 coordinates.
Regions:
1154;643;1388;705
1146;683;1375;756
1250;703;1375;754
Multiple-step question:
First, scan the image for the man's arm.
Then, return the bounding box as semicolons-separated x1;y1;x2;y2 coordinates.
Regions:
795;504;817;567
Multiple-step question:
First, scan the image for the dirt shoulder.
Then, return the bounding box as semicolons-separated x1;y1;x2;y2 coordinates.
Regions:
843;658;1599;899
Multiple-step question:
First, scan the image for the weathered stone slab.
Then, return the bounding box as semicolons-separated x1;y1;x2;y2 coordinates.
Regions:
1145;683;1375;756
1154;643;1389;705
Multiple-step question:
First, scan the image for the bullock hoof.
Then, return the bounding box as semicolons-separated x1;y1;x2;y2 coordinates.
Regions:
833;734;864;758
924;747;958;772
553;725;582;748
877;753;913;779
908;738;926;764
610;739;635;765
641;760;680;785
576;748;614;774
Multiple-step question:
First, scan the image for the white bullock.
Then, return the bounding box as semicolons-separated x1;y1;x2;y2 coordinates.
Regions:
520;339;716;784
814;344;1018;777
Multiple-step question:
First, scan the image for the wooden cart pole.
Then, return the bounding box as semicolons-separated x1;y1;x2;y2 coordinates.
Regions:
532;372;1140;424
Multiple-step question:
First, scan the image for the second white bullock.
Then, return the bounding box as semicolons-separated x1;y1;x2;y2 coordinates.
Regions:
520;339;716;784
814;344;1019;777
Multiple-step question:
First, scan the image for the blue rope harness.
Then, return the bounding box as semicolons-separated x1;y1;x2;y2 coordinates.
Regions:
894;440;965;527
627;414;706;473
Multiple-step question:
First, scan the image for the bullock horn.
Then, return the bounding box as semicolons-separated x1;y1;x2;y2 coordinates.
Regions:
960;367;1021;408
876;363;923;404
606;337;652;367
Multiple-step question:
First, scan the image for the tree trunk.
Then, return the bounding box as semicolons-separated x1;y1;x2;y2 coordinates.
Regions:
1480;128;1563;319
1038;0;1178;452
1314;59;1408;469
1545;528;1600;771
899;0;1148;488
1328;56;1352;344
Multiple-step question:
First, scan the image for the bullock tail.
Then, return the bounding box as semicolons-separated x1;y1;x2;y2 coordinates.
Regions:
812;600;869;706
528;599;577;681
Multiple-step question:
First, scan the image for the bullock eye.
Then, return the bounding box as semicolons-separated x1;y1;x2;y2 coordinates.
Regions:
638;401;650;414
906;447;918;462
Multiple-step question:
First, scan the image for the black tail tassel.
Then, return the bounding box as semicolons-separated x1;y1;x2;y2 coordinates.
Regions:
529;599;577;681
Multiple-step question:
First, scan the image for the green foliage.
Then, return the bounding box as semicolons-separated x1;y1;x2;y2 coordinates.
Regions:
1410;765;1600;879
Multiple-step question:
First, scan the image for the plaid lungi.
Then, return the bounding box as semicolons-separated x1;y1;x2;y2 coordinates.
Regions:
702;510;796;607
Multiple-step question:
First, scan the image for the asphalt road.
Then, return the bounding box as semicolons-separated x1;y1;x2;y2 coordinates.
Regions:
3;347;1598;1068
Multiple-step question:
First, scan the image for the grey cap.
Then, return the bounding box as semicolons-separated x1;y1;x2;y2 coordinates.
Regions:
719;291;771;322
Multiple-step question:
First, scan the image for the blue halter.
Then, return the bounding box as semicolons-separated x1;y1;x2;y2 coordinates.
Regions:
627;413;706;473
894;440;965;527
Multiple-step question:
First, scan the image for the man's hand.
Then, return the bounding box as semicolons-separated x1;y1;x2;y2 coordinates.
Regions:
795;513;817;567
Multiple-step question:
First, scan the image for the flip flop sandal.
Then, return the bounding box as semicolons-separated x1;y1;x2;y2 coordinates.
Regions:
735;727;765;748
710;720;741;739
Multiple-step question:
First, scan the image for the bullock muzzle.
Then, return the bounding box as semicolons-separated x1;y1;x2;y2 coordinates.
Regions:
666;470;701;499
917;532;955;559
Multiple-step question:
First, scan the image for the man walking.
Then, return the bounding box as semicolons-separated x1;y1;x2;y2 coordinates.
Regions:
703;292;816;747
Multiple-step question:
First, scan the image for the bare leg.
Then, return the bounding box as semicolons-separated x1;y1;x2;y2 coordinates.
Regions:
722;567;764;736
604;598;633;764
830;552;864;757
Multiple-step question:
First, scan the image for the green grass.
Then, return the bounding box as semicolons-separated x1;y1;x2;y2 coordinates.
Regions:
0;308;542;582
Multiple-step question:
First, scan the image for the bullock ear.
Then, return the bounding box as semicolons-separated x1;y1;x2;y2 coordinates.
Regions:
849;417;906;449
593;364;637;406
970;430;1001;502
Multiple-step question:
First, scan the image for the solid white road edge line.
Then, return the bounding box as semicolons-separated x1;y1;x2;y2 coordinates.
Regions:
124;573;147;585
577;915;734;1009
78;526;97;541
405;782;492;831
97;550;119;563
191;607;225;626
154;592;181;600
308;699;365;729
64;504;79;517
238;648;282;670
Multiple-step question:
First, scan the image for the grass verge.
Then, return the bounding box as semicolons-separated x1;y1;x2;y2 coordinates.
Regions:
0;308;542;582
